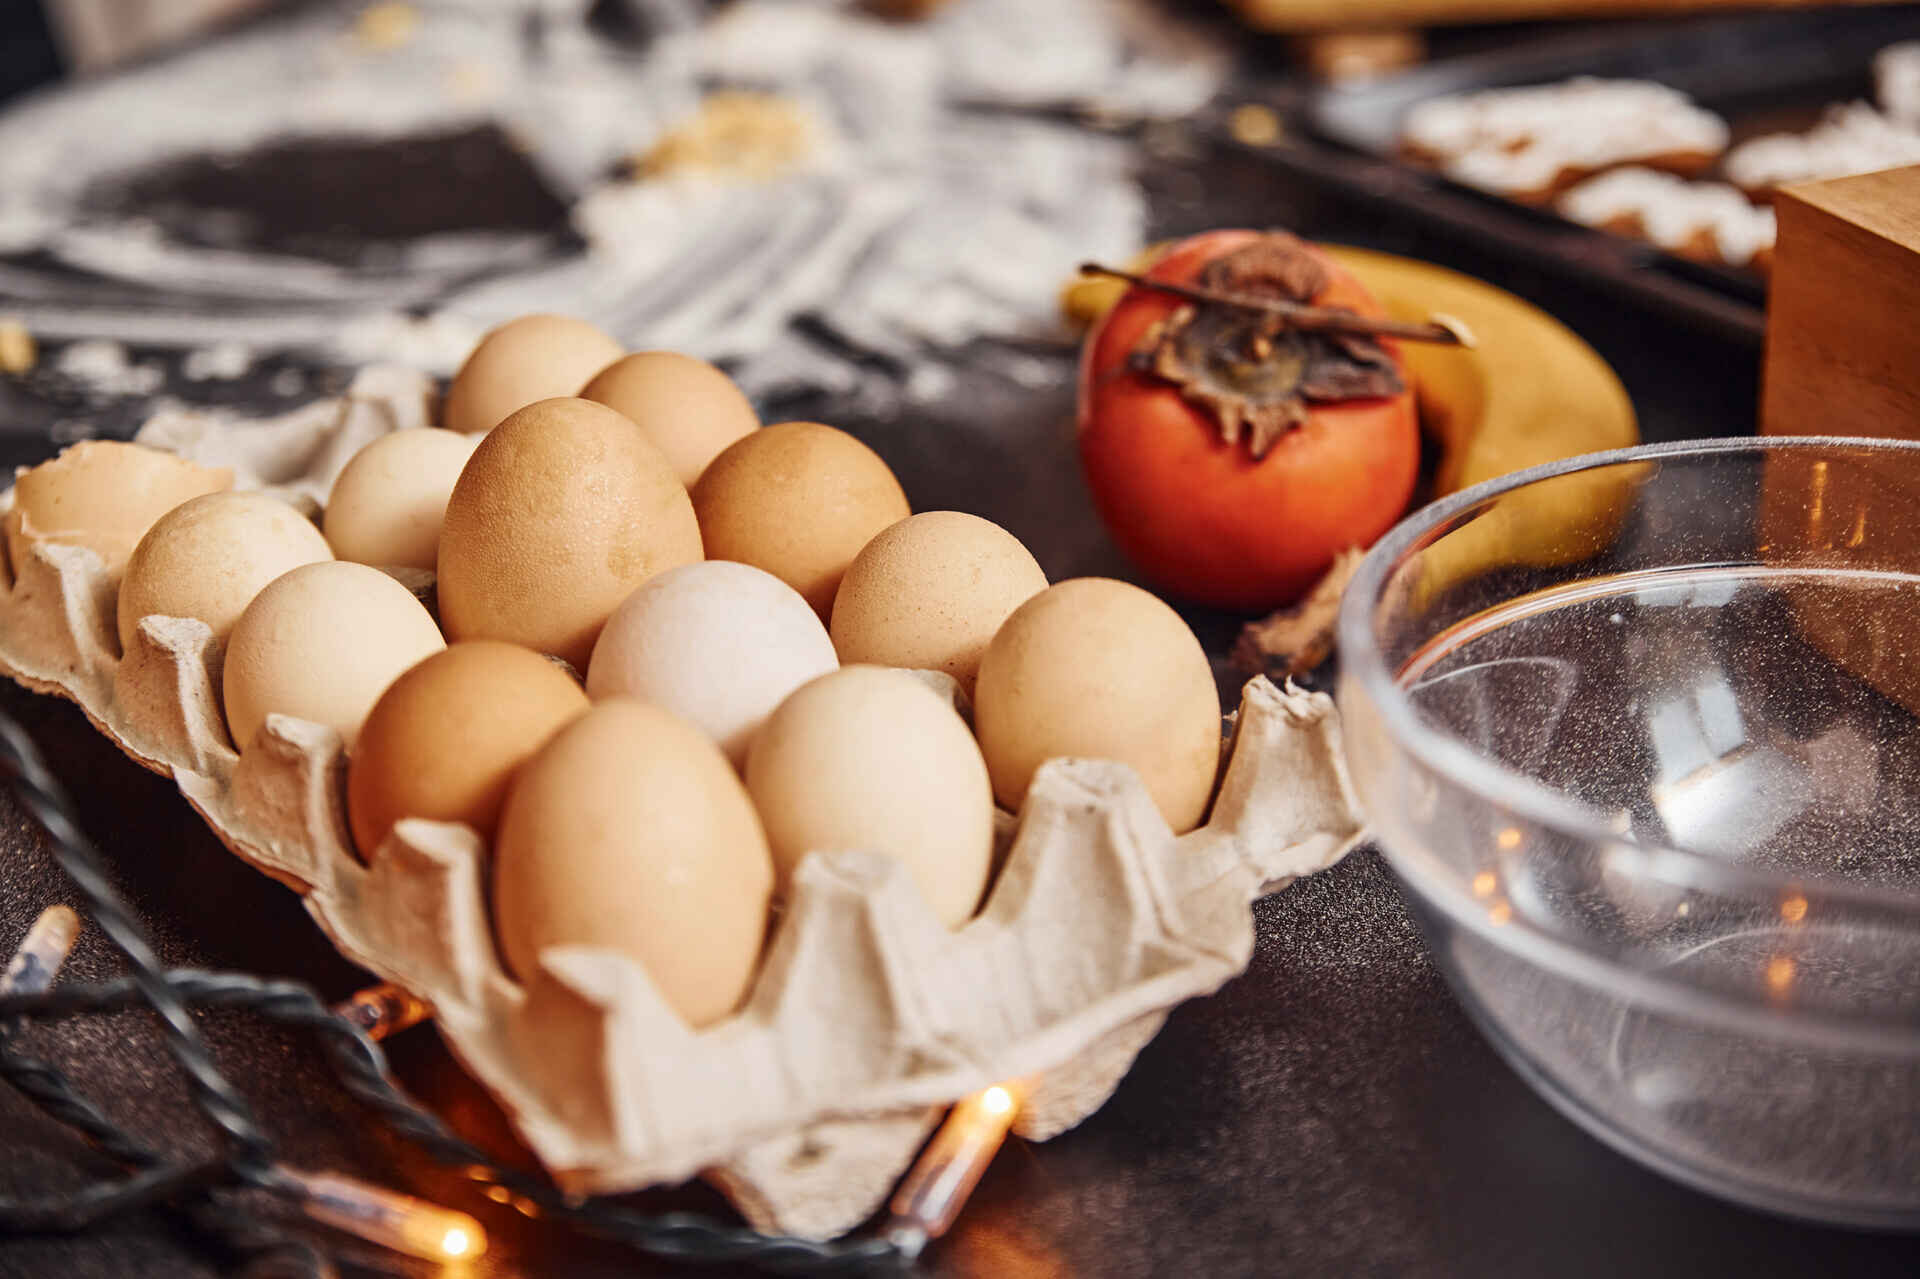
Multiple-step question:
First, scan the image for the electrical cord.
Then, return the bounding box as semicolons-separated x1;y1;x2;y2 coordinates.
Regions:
0;711;906;1276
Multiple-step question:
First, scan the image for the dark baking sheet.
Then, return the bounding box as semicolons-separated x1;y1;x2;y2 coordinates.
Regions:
1293;7;1920;343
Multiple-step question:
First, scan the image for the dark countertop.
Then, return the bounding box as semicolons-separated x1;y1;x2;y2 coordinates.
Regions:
1;12;1918;1279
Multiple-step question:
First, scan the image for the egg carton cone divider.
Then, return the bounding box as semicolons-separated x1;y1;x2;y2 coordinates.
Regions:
0;368;1367;1239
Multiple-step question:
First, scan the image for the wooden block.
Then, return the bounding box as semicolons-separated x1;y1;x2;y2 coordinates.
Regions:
1762;164;1920;440
1760;165;1920;714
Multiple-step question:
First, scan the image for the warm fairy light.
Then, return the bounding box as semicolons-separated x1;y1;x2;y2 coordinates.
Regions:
1766;956;1796;994
333;982;432;1042
1676;901;1691;917
884;1081;1026;1258
1780;895;1808;924
1471;871;1497;898
1487;901;1513;927
2;904;81;996
279;1167;488;1263
1495;827;1523;851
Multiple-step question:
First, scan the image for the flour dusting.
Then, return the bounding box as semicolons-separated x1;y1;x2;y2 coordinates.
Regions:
0;0;1230;395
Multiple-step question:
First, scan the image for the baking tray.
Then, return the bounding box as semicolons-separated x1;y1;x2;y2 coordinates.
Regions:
1280;8;1920;344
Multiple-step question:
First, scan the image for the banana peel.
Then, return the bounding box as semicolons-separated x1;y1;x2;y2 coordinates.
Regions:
1321;246;1644;632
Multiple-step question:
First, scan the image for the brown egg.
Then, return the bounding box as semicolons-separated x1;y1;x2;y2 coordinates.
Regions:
578;351;759;487
441;314;624;435
437;397;704;669
116;492;333;658
347;640;589;860
493;699;774;1027
829;511;1047;696
974;578;1221;833
6;440;231;584
691;421;909;619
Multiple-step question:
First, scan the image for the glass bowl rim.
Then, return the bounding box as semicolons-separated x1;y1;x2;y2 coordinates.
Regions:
1337;435;1920;1045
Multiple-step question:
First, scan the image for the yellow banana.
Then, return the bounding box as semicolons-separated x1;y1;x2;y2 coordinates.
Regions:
1322;246;1638;494
1324;246;1644;607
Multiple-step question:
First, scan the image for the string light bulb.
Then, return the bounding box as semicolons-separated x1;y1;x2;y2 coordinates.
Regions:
1;905;80;996
883;1081;1026;1258
274;1166;488;1263
332;982;431;1041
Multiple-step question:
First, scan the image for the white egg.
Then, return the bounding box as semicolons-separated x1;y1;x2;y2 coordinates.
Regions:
585;560;838;766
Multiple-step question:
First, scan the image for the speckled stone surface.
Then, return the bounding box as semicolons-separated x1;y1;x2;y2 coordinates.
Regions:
3;28;1920;1279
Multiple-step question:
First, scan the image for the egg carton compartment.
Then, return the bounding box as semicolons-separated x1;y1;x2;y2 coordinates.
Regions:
0;370;1366;1239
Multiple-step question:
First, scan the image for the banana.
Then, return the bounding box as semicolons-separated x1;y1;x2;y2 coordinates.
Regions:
1322;246;1638;496
1324;245;1645;610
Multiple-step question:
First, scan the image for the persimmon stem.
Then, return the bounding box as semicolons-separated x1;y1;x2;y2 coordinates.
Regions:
1078;262;1473;347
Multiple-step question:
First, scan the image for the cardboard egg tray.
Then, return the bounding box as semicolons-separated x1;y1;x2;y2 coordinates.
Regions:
0;367;1366;1238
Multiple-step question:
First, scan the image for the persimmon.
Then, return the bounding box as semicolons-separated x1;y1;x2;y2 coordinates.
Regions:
1076;229;1419;611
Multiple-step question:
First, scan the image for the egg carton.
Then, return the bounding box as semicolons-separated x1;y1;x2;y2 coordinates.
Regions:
0;367;1366;1239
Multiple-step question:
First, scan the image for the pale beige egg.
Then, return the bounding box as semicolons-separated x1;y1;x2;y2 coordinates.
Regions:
116;492;333;659
322;428;480;569
974;578;1221;833
585;560;838;767
691;421;909;620
440;314;624;435
5;440;231;584
347;640;588;860
746;665;993;928
829;510;1047;696
578;351;759;488
493;699;774;1027
437;397;704;669
222;561;446;752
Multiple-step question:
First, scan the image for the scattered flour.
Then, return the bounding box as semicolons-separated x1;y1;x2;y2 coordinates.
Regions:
0;0;1231;396
182;341;255;381
52;339;165;397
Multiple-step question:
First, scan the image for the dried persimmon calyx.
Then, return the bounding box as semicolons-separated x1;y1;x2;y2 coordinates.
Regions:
1131;232;1403;459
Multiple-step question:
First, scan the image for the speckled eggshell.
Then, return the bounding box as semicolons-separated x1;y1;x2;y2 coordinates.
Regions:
585;560;837;767
116;491;333;659
493;698;774;1028
746;665;993;929
347;640;589;860
690;421;910;620
441;314;625;435
829;510;1047;697
322;428;481;569
6;440;233;584
222;561;446;752
579;351;759;487
437;397;704;670
974;578;1221;834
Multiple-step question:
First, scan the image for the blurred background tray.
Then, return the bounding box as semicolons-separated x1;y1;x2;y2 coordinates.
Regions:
1278;7;1920;343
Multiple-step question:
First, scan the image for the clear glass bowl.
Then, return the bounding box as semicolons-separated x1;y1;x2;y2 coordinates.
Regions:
1338;437;1920;1229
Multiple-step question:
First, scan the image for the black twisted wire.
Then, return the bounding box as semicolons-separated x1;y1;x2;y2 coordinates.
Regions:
0;716;274;1178
0;1041;158;1167
0;973;906;1275
0;715;909;1276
